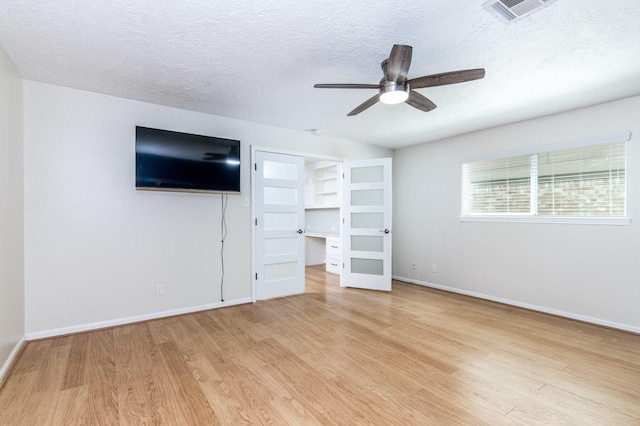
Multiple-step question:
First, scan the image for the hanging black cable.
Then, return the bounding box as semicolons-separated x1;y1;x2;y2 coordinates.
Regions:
220;191;228;302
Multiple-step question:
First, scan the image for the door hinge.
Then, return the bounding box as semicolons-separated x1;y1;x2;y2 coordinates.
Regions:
254;163;257;171
255;218;258;226
255;273;258;280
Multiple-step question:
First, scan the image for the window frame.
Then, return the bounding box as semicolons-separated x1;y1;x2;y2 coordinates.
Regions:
459;132;632;226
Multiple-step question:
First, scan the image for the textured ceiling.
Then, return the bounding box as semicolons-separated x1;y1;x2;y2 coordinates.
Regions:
1;0;639;149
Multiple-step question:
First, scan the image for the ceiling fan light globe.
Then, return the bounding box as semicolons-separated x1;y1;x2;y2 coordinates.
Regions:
379;82;409;104
380;90;408;104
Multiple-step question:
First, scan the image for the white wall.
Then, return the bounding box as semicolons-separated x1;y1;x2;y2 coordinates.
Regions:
393;95;640;332
23;81;391;338
0;46;25;377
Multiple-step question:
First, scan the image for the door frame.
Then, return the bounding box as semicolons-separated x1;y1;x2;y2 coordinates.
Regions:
250;146;343;302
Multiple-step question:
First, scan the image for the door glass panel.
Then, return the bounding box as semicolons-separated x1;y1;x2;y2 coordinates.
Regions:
351;165;383;184
351;212;383;229
264;212;297;230
351;258;383;276
264;262;298;281
351;189;383;206
264;237;298;257
263;160;297;181
264;187;297;205
351;235;383;252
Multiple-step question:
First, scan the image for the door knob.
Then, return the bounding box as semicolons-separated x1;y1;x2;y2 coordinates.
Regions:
297;229;304;234
381;229;390;234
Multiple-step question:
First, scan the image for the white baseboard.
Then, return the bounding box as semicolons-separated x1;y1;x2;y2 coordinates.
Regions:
26;297;254;341
0;336;26;385
393;275;640;334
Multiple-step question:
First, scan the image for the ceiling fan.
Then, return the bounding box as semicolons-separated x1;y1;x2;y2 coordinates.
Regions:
314;44;485;116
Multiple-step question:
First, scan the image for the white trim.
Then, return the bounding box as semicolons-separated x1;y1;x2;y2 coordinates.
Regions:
26;298;253;340
0;336;26;383
461;131;631;163
250;145;343;163
392;275;640;334
459;215;631;225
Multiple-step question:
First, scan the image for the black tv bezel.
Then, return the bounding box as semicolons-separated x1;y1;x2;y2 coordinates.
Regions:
135;126;241;194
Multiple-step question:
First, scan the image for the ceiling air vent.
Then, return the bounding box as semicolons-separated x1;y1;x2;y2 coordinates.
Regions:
483;0;558;22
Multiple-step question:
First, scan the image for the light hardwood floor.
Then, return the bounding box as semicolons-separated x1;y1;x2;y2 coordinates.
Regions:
1;265;640;425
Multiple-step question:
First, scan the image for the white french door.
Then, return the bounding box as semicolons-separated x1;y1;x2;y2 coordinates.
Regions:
254;151;306;300
341;158;393;291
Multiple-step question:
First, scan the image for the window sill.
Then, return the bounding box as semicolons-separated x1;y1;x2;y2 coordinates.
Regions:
459;216;631;226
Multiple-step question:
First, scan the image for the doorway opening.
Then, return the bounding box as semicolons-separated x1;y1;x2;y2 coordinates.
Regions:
251;147;393;301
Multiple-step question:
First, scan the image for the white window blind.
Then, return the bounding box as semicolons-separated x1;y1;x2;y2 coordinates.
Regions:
537;142;626;217
463;154;532;215
461;134;629;223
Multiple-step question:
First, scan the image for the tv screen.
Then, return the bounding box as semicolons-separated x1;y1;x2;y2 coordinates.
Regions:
135;126;241;193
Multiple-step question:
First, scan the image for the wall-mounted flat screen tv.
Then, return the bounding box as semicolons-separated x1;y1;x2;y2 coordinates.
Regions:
136;126;241;193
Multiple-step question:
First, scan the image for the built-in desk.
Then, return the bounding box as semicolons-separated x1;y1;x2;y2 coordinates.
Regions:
305;233;341;275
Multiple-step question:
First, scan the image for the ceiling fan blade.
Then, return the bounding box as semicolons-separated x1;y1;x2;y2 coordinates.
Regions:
314;83;380;89
347;94;380;116
406;90;437;113
386;44;412;82
408;68;485;89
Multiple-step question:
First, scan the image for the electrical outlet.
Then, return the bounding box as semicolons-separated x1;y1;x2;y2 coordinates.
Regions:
412;261;416;269
431;264;437;273
156;284;164;295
